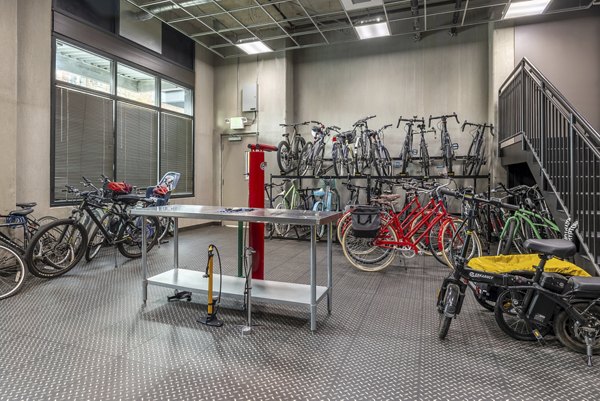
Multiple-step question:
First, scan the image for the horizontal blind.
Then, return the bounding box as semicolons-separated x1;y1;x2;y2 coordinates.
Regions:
116;102;158;189
54;87;114;202
160;113;193;194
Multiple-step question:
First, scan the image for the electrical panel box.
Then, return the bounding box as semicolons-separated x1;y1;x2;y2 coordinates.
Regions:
242;83;257;112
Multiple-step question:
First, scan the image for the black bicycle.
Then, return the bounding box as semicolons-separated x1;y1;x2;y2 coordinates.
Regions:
462;121;494;176
429;113;459;176
397;117;427;176
298;122;337;177
276;121;309;174
25;185;160;278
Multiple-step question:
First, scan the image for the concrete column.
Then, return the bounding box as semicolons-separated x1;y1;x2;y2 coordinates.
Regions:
0;0;18;213
17;0;54;216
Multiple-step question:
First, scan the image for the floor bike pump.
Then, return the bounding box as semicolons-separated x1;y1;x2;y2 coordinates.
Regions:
198;244;223;327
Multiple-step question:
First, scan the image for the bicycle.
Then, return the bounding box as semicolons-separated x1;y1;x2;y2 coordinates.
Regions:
273;179;308;237
298;122;338;177
0;203;56;257
462;121;494;176
370;124;393;176
352;115;376;175
25;183;160;278
310;179;340;239
496;185;560;255
332;129;356;177
429;113;459;176
397;117;421;176
341;184;463;271
276;121;309;174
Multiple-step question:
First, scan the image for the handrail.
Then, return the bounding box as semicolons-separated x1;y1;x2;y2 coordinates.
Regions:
499;57;600;274
499;57;600;144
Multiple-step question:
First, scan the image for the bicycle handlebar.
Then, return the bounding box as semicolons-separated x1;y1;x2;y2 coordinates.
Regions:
396;116;425;128
461;121;495;133
429;112;459;127
353;115;376;127
279;121;309;128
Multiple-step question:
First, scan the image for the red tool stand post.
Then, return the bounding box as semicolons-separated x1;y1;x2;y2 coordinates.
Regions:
246;144;278;280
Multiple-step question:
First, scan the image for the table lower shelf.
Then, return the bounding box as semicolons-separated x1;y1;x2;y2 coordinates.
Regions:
147;268;329;306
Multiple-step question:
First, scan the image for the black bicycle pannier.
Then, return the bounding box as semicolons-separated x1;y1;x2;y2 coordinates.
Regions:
351;206;381;238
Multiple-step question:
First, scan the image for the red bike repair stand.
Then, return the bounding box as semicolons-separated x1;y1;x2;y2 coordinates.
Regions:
247;144;278;279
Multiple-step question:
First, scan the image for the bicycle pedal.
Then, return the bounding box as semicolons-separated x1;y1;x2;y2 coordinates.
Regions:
532;329;546;345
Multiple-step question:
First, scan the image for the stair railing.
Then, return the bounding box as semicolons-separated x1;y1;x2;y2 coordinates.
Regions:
499;57;600;273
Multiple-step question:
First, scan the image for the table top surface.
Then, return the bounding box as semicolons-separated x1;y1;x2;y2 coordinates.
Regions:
130;204;342;225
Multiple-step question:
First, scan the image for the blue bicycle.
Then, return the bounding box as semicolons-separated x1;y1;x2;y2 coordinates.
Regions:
311;179;340;239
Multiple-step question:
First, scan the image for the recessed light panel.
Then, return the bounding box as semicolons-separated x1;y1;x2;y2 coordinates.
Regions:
504;0;551;19
236;41;273;55
355;22;390;40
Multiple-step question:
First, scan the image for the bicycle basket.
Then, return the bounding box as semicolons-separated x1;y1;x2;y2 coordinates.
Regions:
351;206;381;238
106;181;133;195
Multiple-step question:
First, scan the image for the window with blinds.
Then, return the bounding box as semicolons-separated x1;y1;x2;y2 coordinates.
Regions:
52;38;194;204
54;87;114;202
160;113;193;195
116;102;158;189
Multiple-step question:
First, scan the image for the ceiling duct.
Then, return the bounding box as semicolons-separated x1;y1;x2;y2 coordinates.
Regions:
340;0;384;11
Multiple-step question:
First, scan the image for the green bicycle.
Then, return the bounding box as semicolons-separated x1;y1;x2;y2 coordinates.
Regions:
497;207;560;255
273;179;307;236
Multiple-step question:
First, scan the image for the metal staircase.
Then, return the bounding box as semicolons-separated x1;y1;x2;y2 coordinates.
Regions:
498;58;600;275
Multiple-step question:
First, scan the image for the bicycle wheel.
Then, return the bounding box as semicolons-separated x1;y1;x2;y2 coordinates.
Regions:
445;143;454;175
336;210;352;242
497;219;518;255
462;138;477;175
277;140;292;173
158;217;174;242
355;138;369;175
554;303;600;355
314;202;325;239
298;142;313;176
274;201;290;236
85;213;111;262
440;219;482;268
428;218;458;266
420;142;430;177
332;142;343;177
438;283;460;339
494;290;551;341
377;146;392;176
409;214;434;256
399;144;410;175
293;137;306;170
341;223;397;272
0;245;26;300
117;216;160;258
313;143;325;177
25;219;88;278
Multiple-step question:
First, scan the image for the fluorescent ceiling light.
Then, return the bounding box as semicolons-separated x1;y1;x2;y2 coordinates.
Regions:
355;22;390;40
504;0;551;19
236;41;273;55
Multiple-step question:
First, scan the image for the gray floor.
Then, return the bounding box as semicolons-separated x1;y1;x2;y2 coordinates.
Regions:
1;225;599;400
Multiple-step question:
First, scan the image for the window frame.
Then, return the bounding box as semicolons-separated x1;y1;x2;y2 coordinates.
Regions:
51;35;195;205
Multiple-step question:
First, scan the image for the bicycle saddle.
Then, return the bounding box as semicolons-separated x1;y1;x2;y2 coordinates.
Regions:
16;202;36;208
566;276;600;294
523;239;576;259
9;208;34;216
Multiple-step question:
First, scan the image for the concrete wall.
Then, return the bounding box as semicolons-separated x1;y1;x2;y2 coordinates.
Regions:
294;25;490;171
514;10;600;131
0;0;19;214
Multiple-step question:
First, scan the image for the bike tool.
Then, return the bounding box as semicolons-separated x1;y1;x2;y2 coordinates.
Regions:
197;244;223;327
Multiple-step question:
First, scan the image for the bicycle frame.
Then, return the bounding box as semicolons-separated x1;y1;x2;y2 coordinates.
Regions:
501;209;560;240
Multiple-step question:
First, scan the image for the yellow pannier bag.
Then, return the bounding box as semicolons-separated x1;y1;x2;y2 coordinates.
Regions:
467;254;590;277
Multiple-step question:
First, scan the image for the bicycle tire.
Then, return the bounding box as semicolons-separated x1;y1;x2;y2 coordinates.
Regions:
420;142;430;177
313;201;325;239
355;137;369;175
25;219;87;278
445;143;454;175
117;216;159;259
85;213;111;262
341;223;397;272
428;218;456;266
313;143;325;177
554;303;600;355
379;146;392;176
497;219;517;255
438;283;460;339
494;289;550;341
336;211;352;243
0;245;26;300
440;219;482;268
298;142;313;176
332;142;343;177
274;201;290;236
399;142;410;175
277;140;292;173
158;217;174;242
463;137;477;175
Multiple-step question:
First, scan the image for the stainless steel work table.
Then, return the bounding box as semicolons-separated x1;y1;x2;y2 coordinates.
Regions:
131;205;342;331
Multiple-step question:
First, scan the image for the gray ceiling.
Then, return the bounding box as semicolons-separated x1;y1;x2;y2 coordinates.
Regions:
125;0;597;58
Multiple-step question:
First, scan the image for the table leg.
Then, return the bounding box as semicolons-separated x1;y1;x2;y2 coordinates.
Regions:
310;225;317;331
142;216;148;305
174;218;179;269
327;222;332;314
